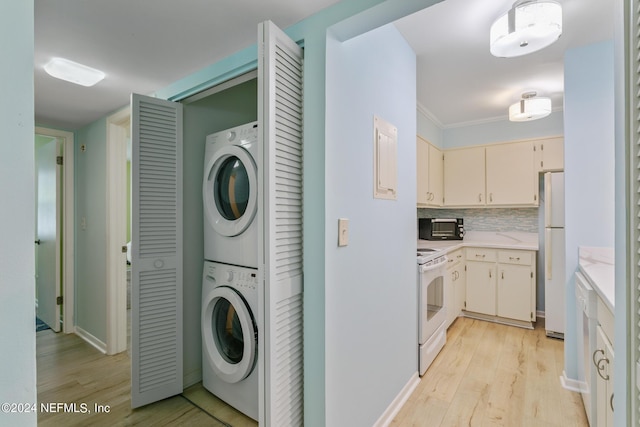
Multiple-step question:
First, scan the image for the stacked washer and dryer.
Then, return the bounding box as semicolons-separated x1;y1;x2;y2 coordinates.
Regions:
201;122;260;420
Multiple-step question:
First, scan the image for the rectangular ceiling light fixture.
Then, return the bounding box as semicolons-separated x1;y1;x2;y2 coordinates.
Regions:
44;57;105;87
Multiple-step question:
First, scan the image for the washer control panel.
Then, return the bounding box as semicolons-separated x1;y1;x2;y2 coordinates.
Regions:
204;260;258;291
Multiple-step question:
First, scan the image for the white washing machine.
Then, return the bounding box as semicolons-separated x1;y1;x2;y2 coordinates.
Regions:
203;122;259;268
202;260;259;420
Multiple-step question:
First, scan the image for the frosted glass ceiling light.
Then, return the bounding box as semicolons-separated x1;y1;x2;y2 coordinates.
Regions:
490;0;562;58
509;92;551;121
44;57;105;87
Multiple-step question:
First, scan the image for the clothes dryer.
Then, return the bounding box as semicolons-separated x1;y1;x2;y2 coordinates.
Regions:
203;122;258;267
202;260;259;420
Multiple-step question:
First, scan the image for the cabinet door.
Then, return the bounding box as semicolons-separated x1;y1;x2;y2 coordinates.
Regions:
444;147;485;206
497;264;533;322
535;137;564;172
427;143;443;206
416;136;430;205
465;261;496;315
595;326;614;427
454;263;466;318
445;268;456;328
486;141;537;206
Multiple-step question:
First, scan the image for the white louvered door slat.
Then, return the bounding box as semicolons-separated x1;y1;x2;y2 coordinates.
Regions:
633;1;640;425
258;20;304;427
131;94;183;408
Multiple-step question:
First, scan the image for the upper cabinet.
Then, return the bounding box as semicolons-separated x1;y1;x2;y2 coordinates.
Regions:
416;136;443;207
533;137;564;172
420;135;563;209
485;141;537;206
443;146;486;206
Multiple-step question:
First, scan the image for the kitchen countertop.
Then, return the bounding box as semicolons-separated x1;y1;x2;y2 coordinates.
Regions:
578;246;615;312
418;231;539;253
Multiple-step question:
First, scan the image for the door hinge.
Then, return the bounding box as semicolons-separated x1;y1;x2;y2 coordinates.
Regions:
531;312;533;320
531;272;534;278
56;296;63;305
534;194;537;201
122;245;128;253
56;156;63;165
464;301;466;308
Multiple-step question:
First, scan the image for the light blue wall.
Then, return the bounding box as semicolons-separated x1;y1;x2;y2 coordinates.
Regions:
0;1;37;425
563;41;615;380
325;23;417;426
417;108;443;148
443;110;564;149
74;118;108;342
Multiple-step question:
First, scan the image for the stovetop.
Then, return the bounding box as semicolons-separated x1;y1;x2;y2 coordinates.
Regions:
417;247;446;265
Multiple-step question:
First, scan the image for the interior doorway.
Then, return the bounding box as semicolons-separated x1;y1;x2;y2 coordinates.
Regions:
34;127;74;334
106;107;131;355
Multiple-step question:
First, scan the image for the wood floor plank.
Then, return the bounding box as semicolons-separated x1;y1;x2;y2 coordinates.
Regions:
391;317;589;427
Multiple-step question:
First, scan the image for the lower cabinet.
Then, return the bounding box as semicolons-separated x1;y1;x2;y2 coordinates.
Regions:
445;249;465;328
464;247;536;326
594;300;615;427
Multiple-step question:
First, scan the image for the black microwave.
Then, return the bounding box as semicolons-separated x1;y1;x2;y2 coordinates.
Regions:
419;218;464;240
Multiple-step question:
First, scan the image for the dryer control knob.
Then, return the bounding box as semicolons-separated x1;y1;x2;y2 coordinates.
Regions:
226;270;234;282
226;131;236;141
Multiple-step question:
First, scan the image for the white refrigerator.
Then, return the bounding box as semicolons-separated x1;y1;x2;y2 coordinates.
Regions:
544;171;565;338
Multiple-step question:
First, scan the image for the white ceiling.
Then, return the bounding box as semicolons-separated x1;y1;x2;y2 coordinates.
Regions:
35;0;614;130
34;0;341;130
394;0;614;127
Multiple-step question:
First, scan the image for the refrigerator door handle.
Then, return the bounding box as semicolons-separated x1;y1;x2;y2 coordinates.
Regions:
545;228;552;280
544;172;551;228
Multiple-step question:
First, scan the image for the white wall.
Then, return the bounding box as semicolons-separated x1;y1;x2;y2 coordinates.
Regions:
563;41;615;380
0;1;37;425
324;24;417;426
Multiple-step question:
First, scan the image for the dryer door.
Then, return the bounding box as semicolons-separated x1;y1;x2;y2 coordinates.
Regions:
202;286;257;383
203;145;257;237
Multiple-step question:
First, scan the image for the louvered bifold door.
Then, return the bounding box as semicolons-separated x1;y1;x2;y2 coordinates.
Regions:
632;1;640;424
258;21;304;427
131;94;183;408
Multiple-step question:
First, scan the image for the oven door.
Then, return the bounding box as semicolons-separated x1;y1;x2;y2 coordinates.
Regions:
418;261;446;344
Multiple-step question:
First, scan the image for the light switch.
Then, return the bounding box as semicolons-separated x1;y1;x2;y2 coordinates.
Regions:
338;218;349;247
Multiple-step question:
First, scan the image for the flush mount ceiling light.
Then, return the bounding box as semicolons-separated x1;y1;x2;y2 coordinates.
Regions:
509;91;552;121
490;0;562;58
44;57;105;87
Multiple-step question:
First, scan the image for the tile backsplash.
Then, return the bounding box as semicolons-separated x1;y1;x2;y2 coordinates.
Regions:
417;208;539;233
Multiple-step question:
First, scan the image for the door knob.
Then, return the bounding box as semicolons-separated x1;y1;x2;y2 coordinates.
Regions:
34;239;41;245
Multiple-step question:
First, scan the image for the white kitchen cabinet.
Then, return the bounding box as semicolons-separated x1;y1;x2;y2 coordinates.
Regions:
534;137;564;172
464;247;536;327
496;250;536;323
445;248;464;328
485;141;538;206
443;146;485;206
465;248;497;316
595;325;614;427
416;136;443;207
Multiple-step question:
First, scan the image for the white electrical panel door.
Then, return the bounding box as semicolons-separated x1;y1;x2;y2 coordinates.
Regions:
373;116;397;200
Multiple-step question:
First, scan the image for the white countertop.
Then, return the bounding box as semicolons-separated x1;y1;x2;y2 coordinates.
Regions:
578;246;615;312
417;231;539;253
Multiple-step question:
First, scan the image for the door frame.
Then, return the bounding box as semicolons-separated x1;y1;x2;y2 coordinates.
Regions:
34;127;74;334
106;107;130;355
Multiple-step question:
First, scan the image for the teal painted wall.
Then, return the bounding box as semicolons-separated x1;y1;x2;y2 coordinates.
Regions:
75;118;108;343
0;1;37;424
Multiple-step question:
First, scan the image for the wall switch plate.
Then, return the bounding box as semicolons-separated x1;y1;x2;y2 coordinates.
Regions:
338;218;349;247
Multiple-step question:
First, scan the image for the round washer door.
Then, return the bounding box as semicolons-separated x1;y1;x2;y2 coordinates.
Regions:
203;145;257;237
202;286;257;383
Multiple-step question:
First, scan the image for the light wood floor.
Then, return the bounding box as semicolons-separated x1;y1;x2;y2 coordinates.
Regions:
37;316;587;426
391;317;589;427
36;328;257;426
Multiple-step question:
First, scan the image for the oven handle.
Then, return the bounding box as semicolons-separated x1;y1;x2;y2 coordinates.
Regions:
419;258;447;273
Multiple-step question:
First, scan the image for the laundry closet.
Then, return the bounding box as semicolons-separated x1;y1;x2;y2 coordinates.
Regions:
129;21;304;426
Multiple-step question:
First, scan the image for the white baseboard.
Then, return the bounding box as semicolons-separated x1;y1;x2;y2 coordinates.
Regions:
373;371;420;427
74;326;107;354
560;371;585;393
183;368;202;388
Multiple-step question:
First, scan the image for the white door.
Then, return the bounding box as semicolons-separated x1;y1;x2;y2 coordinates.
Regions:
35;136;61;332
130;94;183;408
258;20;304;426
